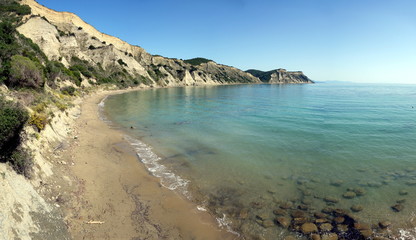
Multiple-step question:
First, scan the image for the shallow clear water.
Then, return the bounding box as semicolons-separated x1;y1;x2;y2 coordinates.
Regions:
104;83;416;238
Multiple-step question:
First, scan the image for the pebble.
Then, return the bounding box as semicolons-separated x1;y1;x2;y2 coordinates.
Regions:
319;223;333;232
360;229;373;238
354;222;370;230
321;233;338;240
351;205;363;212
256;213;268;221
330;180;344;187
280;202;293;209
399;190;408;195
276;217;291;228
397;199;406;204
391;204;404;212
323;197;339;204
334;216;345;224
353;188;366;196
273;209;287;216
291;210;306;218
300;222;318;234
337;224;348;232
315;218;328;224
261;219;275;228
342;191;357;199
310;234;321;240
406;180;416;186
379;221;391;229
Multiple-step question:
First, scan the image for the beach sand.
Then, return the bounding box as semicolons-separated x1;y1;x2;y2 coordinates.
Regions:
61;90;236;240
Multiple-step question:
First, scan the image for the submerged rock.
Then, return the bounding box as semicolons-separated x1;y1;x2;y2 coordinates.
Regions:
275;217;291;228
379;221;391;229
353;187;366;196
342;191;357;199
319;223;333;232
280;202;293;209
351;205;363;212
391;204;404;212
337;224;348;232
261;219;275;228
291;210;306;218
300;222;318;234
323;197;339;204
310;234;321;240
321;233;338;240
330;179;344;187
399;190;408;195
273;209;287;216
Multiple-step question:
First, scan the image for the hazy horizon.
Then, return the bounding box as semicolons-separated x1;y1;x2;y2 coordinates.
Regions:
36;0;416;84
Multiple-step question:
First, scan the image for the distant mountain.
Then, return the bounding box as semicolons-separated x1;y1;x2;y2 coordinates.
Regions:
246;68;314;84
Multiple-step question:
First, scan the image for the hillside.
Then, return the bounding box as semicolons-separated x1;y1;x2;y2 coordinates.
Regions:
246;68;314;84
16;0;260;88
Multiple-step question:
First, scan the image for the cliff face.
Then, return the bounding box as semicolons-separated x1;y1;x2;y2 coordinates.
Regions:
246;68;314;84
17;0;260;87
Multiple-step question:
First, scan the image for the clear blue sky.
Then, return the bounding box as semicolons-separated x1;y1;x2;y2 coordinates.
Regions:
36;0;416;84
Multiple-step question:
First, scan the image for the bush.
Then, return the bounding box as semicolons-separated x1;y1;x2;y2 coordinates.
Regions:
28;112;48;132
0;97;32;177
7;55;44;88
61;86;76;96
0;97;28;151
11;147;32;178
117;59;128;67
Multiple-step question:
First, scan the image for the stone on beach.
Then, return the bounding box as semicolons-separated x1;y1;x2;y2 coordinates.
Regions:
379;221;391;229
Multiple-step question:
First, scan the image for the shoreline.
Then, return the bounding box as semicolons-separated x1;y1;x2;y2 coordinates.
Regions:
59;88;237;239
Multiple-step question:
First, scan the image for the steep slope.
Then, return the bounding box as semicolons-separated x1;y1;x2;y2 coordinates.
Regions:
17;0;260;87
246;68;314;84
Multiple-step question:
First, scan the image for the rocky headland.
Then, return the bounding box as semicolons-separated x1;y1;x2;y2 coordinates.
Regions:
247;68;314;84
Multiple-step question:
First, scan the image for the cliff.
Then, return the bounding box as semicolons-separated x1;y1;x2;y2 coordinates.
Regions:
246;68;314;84
17;0;260;88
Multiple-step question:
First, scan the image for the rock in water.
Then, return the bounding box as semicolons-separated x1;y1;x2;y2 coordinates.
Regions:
321;233;338;240
323;197;339;203
276;217;291;228
319;223;333;232
301;223;318;234
391;204;404;212
379;221;391;229
351;205;363;212
342;191;357;199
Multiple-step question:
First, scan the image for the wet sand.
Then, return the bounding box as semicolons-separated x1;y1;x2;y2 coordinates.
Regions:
63;90;236;240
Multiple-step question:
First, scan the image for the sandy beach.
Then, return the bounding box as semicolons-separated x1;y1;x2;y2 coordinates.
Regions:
58;90;236;240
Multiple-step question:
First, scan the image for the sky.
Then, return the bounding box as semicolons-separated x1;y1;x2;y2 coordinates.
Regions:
36;0;416;84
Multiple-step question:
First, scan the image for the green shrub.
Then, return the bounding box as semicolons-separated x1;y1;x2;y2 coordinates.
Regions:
61;86;76;96
28;112;48;132
10;147;32;178
184;57;212;66
7;55;44;88
0;97;28;152
0;97;32;177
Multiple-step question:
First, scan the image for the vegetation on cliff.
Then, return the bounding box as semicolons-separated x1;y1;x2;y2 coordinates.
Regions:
184;58;213;66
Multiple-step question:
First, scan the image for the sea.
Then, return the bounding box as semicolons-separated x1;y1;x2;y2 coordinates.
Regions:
102;83;416;239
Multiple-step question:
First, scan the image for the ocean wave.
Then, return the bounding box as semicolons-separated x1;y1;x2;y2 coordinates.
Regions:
124;135;191;199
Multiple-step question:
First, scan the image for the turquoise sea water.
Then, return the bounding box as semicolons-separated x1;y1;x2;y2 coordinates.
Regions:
103;83;416;239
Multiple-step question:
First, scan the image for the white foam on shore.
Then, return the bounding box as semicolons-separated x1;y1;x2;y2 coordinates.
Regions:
216;214;240;237
397;228;416;240
124;135;191;199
